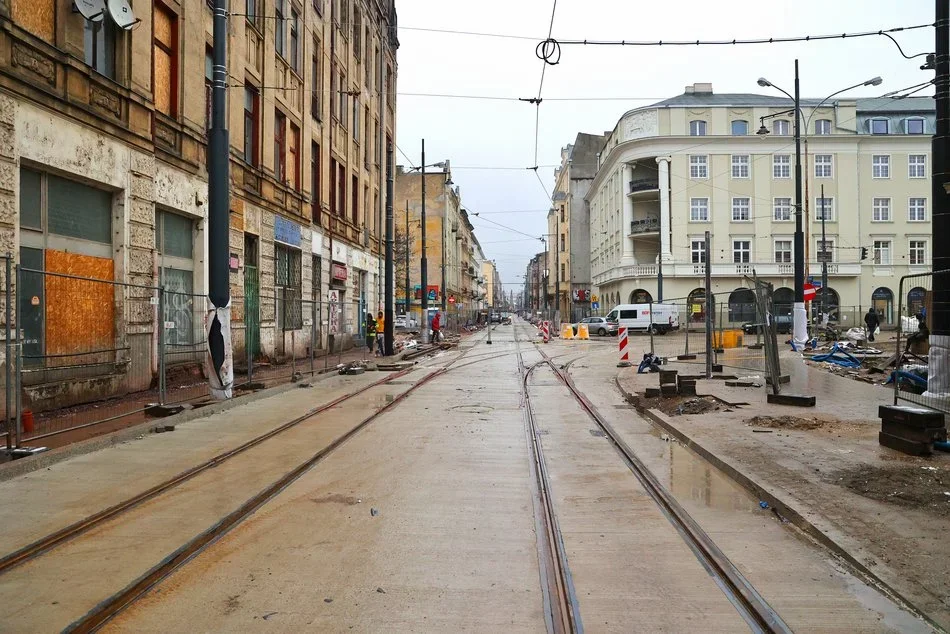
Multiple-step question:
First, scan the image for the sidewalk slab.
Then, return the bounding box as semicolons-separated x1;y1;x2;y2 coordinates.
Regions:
617;357;950;629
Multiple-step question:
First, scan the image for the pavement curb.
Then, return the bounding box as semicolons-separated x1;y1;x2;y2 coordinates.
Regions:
613;376;944;631
0;372;352;483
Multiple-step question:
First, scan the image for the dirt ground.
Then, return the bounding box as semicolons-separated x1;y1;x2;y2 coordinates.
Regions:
833;464;950;518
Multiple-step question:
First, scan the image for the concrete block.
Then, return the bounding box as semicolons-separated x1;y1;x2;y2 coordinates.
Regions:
659;370;678;384
878;405;945;429
878;431;932;456
645;387;661;398
881;421;947;443
767;393;816;407
680;384;697;396
711;364;723;372
660;383;677;397
676;354;697;360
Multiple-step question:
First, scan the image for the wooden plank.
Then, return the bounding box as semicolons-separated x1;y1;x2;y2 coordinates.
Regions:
44;251;115;366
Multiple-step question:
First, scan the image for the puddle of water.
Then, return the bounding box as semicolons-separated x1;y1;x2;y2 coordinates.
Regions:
831;559;935;634
666;442;762;514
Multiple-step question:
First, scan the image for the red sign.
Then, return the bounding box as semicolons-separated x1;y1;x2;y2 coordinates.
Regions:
803;283;816;301
331;262;348;281
448;295;456;304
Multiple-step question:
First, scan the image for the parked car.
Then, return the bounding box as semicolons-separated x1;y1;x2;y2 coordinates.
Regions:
741;314;792;335
490;312;502;324
395;315;418;329
604;303;680;335
572;316;617;337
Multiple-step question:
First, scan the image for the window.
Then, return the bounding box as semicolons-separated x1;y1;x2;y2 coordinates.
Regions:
157;210;196;344
243;85;259;166
337;72;347;125
689;198;709;222
560;263;566;280
816;197;835;222
340;0;349;26
313;0;322;16
19;168;113;247
353;7;362;59
386;64;394;111
773;197;792;221
906;118;925;134
731;197;751;222
353;95;360;142
274;111;286;182
311;39;322;119
153;2;178;118
560;233;565;252
312;142;321;222
872;155;890;178
84;16;117;79
909;240;927;265
774;239;792;263
247;0;262;29
365;29;372;87
205;47;213;130
731;120;748;136
873;240;892;265
690;240;706;263
289;122;300;190
814;154;833;178
329;158;337;214
276;244;302;330
773;154;791;178
364;106;371;168
351;174;358;224
374;121;381;165
338;163;346;217
330;64;337;120
817;239;835;263
773;120;790;136
815;119;831;135
870;119;889;134
689;120;707;136
731;155;749;179
289;7;299;72
909;197;926;221
872;197;891;222
909;154;927;178
689;155;708;179
275;0;285;58
560;205;565;223
732;240;751;263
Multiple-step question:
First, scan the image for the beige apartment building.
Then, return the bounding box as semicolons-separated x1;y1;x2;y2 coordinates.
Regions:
0;0;396;410
589;83;933;327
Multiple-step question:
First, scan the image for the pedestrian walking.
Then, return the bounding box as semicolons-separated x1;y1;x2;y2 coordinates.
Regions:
904;311;930;353
376;311;385;355
864;308;880;343
431;310;441;343
364;312;377;355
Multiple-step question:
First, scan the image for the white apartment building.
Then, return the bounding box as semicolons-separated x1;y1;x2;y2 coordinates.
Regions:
589;83;933;327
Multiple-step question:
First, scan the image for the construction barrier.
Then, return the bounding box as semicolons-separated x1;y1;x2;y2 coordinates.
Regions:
713;328;744;349
560;323;575;339
618;326;631;367
577;323;590;340
541;321;551;343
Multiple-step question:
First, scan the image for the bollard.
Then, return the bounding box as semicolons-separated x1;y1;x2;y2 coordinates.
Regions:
617;326;632;367
577;323;590;340
560;323;575;340
542;320;551;343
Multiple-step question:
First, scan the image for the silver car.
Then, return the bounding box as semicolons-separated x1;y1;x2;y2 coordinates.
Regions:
573;316;617;337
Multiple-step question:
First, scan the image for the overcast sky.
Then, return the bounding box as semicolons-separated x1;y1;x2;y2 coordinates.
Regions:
394;0;935;297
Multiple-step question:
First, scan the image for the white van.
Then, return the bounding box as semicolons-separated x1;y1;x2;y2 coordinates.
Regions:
605;303;680;335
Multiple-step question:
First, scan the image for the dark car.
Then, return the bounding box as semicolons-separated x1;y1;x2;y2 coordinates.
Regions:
742;314;792;335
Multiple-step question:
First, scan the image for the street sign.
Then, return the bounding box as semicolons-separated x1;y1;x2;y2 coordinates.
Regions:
803;283;816;301
591;302;599;310
448;295;456;304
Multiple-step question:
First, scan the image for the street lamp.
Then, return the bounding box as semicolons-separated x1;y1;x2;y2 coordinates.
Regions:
756;63;882;345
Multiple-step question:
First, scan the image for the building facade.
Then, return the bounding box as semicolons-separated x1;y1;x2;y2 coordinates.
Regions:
0;0;397;410
589;83;933;327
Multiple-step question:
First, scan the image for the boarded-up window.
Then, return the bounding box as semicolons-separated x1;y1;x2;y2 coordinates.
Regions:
45;251;115;363
153;3;178;117
13;0;54;42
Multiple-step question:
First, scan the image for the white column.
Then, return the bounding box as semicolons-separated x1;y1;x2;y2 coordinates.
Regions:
621;163;635;264
656;156;672;263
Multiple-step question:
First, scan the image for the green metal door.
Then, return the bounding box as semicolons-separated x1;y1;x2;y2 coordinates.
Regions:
19;248;44;368
244;236;260;357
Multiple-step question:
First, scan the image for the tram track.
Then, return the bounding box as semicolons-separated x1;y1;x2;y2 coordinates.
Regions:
0;331;500;632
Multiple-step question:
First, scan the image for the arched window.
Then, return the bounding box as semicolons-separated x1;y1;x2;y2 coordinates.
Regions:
814;287;840;321
814;119;832;135
728;288;756;323
872;287;894;324
689;120;707;136
908;287;927;316
731;120;748;136
688;288;706;322
773;119;790;136
630;289;653;304
773;287;794;317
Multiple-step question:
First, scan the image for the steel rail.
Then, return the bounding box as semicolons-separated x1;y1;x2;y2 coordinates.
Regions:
514;325;583;634
537;347;791;634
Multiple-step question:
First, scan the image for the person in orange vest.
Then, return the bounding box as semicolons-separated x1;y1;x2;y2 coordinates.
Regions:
375;311;385;355
431;310;441;342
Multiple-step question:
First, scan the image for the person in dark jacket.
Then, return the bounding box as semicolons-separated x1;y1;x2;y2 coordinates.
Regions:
905;312;929;353
365;312;377;355
864;308;880;342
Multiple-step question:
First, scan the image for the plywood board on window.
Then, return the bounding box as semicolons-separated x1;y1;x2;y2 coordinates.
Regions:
44;251;115;365
13;0;54;43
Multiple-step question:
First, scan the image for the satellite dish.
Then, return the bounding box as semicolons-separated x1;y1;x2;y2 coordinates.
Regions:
75;0;106;22
106;0;137;30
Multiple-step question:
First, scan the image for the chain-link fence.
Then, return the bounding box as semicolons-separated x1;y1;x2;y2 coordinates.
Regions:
893;271;949;413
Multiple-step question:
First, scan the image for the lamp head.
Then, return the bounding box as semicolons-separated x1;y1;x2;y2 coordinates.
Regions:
432;161;447;169
756;124;770;136
865;76;883;87
757;78;772;88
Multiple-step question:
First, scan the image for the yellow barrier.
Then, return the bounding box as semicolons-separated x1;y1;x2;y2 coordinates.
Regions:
713;329;744;349
577;323;590;340
560;323;575;339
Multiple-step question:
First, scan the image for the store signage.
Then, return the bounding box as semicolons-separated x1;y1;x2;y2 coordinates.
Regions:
274;216;301;246
331;262;348;281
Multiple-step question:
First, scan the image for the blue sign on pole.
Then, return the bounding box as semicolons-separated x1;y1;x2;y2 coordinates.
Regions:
592;302;600;310
274;216;301;246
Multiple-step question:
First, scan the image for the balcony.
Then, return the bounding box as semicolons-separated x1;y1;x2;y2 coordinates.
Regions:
668;262;862;277
629;217;660;236
628;178;659;198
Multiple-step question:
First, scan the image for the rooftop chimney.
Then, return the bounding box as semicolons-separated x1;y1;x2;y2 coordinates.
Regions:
685;83;713;94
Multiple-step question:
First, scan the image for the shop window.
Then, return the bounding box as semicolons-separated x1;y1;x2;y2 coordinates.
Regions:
276;244;302;330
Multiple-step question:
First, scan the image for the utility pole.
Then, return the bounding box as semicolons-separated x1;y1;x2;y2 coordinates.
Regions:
792;58;807;347
704;230;712;380
554;228;560;324
206;0;232;400
420;140;429;344
820;183;828;326
405;201;410;319
930;0;950;397
384;142;395;356
441;214;447;312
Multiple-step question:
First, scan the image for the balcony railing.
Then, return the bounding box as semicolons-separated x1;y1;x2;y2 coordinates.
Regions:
629;178;659;194
593;261;861;285
630;217;659;235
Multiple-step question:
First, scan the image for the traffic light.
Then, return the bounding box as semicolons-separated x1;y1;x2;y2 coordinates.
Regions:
860;247;868;260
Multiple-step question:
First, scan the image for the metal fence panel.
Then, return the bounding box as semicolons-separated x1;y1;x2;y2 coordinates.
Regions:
894;271;948;413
